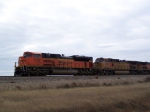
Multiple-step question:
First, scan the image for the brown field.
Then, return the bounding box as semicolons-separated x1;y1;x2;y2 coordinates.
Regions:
0;75;150;112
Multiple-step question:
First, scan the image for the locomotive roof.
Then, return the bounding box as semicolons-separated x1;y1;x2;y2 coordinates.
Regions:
123;60;148;64
24;51;41;54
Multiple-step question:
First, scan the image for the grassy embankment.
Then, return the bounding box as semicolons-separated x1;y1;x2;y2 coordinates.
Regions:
0;77;150;112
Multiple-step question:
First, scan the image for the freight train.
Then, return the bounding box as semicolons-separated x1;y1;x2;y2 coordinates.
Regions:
14;51;150;76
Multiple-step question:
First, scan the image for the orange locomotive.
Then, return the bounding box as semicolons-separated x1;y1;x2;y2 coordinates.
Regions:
14;51;93;76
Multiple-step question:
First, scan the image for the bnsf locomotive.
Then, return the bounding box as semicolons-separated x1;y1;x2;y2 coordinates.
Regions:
14;51;150;76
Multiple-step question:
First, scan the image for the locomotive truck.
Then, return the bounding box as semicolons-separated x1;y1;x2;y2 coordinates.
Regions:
14;51;150;76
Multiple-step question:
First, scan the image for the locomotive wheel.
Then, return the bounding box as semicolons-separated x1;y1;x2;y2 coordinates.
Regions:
108;72;112;75
146;72;148;75
101;72;107;75
130;72;133;75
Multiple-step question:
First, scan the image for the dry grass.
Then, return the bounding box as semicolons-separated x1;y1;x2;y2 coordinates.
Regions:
0;76;150;91
145;77;150;82
0;82;150;112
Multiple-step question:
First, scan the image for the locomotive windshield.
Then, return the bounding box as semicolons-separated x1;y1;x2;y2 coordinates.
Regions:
96;58;104;62
99;58;104;62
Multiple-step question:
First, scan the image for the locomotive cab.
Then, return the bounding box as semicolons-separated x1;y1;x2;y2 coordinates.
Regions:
14;52;42;76
18;52;42;67
94;58;115;70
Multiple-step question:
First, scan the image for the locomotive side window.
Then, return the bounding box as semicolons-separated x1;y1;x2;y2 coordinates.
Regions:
33;54;41;58
24;53;32;58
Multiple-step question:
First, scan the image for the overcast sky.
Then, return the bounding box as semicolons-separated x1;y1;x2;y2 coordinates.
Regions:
0;0;150;76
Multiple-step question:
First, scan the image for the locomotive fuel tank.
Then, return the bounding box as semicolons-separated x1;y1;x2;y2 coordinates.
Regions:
115;71;129;75
52;69;78;75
